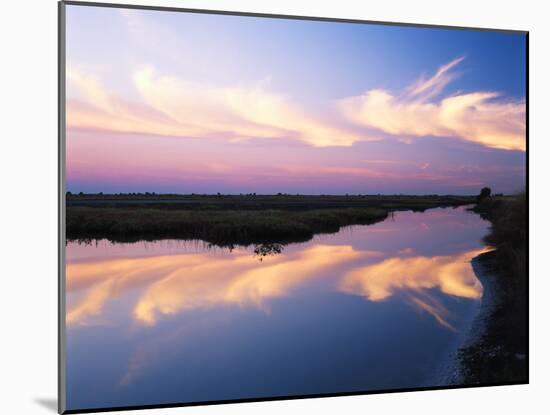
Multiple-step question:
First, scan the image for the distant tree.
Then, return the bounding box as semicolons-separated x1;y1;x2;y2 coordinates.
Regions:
477;187;492;202
78;191;84;196
66;191;72;196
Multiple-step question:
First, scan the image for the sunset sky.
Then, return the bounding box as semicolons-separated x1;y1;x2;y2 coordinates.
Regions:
65;5;526;195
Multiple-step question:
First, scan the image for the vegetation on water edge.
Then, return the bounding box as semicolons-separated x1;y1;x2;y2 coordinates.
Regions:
66;194;475;246
460;191;527;384
473;192;527;280
66;193;475;211
66;206;390;246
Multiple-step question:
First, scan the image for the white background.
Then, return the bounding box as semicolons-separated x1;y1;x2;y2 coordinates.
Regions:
0;0;546;414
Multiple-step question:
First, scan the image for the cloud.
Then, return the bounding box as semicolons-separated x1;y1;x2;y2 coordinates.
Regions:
67;241;485;331
67;67;191;138
338;247;488;329
66;244;375;326
407;57;464;102
67;58;525;151
67;66;367;147
339;248;485;302
134;244;370;325
339;58;526;151
408;292;457;331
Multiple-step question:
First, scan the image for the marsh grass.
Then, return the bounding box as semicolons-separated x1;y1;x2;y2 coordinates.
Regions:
461;191;527;384
474;191;526;279
66;206;389;246
66;194;475;246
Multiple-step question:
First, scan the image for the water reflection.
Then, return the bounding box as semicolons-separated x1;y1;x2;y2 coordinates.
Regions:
341;248;484;302
67;244;485;328
253;243;284;260
65;206;490;410
67;244;378;325
340;248;486;330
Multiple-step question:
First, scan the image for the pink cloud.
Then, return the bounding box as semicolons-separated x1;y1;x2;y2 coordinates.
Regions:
67;66;370;148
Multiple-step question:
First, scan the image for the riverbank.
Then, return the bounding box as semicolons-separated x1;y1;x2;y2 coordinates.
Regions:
455;193;527;384
66;206;389;246
65;194;474;246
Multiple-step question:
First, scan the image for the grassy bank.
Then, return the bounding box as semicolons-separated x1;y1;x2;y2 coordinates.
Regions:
66;206;389;246
459;192;527;384
65;194;474;246
66;193;474;211
472;193;527;280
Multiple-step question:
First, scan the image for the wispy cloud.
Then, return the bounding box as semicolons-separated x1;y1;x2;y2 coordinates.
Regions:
339;57;526;151
407;57;464;102
408;292;457;331
339;247;487;329
67;66;368;147
339;248;485;302
66;244;374;326
67;58;525;151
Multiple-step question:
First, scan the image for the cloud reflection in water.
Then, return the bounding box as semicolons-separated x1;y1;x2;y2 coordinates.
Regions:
339;248;488;329
67;241;485;331
66;244;377;326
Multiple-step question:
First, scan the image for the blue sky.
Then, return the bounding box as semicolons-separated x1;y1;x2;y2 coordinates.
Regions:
65;4;526;195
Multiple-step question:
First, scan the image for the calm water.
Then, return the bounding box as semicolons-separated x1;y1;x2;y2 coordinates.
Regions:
65;206;489;410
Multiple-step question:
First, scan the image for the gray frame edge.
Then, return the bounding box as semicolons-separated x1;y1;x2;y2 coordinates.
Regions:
63;0;528;34
58;1;67;414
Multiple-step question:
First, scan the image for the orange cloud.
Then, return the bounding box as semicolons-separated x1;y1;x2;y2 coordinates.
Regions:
67;242;487;331
338;248;489;329
66;244;377;326
339;58;526;151
66;279;115;326
339;248;486;302
66;251;248;325
134;244;372;325
65;253;215;325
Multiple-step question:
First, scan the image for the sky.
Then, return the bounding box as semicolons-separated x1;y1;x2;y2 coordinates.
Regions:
65;5;526;195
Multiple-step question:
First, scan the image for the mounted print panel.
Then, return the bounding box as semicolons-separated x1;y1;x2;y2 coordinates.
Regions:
59;1;528;413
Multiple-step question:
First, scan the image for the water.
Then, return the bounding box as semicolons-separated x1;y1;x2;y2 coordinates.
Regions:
65;206;489;410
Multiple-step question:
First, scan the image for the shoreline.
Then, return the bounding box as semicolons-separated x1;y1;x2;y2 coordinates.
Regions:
444;193;527;386
449;250;527;385
441;251;501;385
463;252;502;353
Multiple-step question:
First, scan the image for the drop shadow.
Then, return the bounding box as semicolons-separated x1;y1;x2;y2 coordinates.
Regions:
34;398;57;413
